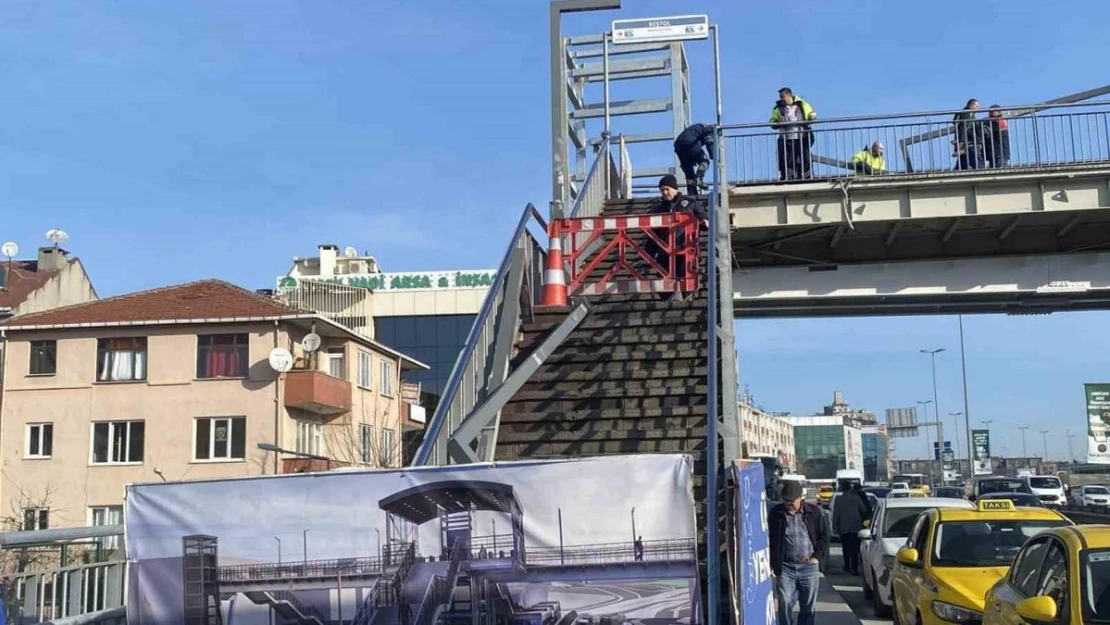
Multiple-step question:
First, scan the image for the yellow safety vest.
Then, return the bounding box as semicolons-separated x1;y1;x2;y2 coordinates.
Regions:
769;98;815;123
850;149;886;172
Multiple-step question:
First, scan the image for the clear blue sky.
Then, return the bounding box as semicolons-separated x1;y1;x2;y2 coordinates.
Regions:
3;0;1109;462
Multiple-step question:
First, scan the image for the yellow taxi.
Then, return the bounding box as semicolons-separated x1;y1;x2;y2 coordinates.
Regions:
816;485;835;507
891;498;1073;625
983;524;1110;624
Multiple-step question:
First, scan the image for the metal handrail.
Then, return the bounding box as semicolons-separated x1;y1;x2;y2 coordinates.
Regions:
569;141;614;219
218;554;383;582
412;540;461;625
525;538;697;566
269;590;325;623
720;99;1110;130
12;559;127;623
412;203;547;466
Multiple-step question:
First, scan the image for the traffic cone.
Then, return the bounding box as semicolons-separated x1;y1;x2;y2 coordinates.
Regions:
540;221;568;307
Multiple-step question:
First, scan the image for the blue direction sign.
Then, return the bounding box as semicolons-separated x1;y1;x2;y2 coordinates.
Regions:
611;15;709;45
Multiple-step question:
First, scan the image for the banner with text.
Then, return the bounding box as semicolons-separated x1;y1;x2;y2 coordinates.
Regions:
1086;383;1110;464
972;429;993;475
125;455;699;625
736;461;775;625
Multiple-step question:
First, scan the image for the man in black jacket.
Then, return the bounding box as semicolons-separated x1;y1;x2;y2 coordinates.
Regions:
673;123;716;195
769;481;829;625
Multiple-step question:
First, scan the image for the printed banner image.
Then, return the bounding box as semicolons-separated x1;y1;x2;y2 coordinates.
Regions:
125;454;699;625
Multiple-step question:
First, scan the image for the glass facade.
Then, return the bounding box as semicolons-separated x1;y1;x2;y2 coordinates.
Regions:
375;314;476;460
793;425;846;480
862;431;889;482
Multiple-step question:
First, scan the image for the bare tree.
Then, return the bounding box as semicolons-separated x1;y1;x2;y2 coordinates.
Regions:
326;400;402;469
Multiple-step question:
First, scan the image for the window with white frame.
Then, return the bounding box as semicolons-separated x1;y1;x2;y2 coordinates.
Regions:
90;506;123;549
358;351;373;389
381;428;396;462
26;423;53;459
96;338;147;382
325;347;346;379
360;423;375;464
380;360;395;396
296;420;323;456
91;421;145;464
194;417;246;461
23;508;48;531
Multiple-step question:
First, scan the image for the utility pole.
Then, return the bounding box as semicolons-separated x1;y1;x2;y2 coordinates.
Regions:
917;399;935;484
1019;426;1030;459
1066;431;1077;465
949;412;964;471
920;346;946;483
1040;430;1050;462
958;315;974;485
274;536;281;566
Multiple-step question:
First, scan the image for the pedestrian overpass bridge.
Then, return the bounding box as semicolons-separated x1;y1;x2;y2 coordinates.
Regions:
725;99;1110;317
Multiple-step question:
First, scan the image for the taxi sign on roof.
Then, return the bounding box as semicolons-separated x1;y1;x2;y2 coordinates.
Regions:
978;499;1016;511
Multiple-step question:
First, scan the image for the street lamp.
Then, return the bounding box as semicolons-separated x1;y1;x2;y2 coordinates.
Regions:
1066;431;1077;464
1040;430;1050;462
948;412;964;467
274;536;281;566
1018;426;1030;459
375;528;381;561
257;442;334;470
920;348;946;482
917;400;935;478
303;529;309;566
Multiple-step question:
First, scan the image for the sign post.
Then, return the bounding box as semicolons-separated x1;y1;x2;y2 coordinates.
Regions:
611;14;709;44
1085;383;1110;464
972;429;993;475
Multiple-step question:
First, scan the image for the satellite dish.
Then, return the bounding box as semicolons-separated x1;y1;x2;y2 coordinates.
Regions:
344;246;358;258
46;229;69;247
302;333;322;353
1;242;17;259
268;347;294;373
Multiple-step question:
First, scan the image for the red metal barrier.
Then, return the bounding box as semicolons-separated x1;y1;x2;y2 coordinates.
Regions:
552;211;700;296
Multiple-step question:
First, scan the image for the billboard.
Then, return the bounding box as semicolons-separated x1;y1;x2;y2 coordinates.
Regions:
735;461;774;625
884;408;919;439
1086;383;1110;464
125;455;699;625
972;429;993;475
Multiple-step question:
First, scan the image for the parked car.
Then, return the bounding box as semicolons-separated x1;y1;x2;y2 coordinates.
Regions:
860;497;974;617
932;486;966;499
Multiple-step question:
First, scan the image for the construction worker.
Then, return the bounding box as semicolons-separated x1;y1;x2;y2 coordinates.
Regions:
850;142;886;175
769;88;816;181
673;123;716;195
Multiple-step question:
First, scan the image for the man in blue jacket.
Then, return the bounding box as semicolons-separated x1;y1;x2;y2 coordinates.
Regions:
673;123;716;195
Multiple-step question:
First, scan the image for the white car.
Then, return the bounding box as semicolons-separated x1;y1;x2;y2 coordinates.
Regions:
1072;484;1110;510
1025;474;1066;507
858;497;974;617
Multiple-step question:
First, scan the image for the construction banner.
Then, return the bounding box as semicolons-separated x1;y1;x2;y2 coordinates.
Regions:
735;461;774;625
125;455;699;625
1086;383;1110;464
972;429;993;475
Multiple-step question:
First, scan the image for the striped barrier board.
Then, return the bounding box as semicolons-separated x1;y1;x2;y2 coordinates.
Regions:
575;278;677;295
560;213;689;233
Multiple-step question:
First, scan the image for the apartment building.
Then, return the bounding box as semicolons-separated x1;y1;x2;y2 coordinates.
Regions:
0;246;97;321
0;280;426;531
739;401;796;471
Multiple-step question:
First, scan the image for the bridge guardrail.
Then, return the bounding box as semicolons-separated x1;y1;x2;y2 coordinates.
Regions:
724;100;1110;185
525;538;697;567
10;559;126;624
217;554;383;583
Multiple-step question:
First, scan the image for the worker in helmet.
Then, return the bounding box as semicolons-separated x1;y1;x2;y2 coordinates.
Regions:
850;142;886;175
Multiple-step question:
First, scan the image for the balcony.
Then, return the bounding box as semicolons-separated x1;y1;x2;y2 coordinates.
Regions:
281;457;350;474
284;370;352;415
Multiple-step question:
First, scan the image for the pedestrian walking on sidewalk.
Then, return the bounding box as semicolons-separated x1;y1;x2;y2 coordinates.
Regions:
832;482;868;575
769;481;829;625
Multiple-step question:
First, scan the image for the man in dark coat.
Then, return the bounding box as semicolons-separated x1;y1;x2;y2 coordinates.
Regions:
645;175;707;300
769;481;829;625
984;104;1011;168
833;482;868;575
673;123;716;196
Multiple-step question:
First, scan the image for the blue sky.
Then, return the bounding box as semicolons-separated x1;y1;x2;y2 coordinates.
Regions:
3;0;1109;463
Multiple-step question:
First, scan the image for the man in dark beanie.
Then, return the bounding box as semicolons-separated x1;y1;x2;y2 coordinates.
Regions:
769;480;828;625
647;175;707;300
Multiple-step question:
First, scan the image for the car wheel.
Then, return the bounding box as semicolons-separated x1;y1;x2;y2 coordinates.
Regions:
862;567;873;600
871;572;892;618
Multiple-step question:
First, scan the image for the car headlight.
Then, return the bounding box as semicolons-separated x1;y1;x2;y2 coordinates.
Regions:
931;601;982;623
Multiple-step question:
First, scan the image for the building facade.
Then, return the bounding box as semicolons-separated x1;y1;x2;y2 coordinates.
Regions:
861;425;891;482
0;246;97;321
279;245;494;460
739;401;795;470
0;280;426;531
786;415;865;480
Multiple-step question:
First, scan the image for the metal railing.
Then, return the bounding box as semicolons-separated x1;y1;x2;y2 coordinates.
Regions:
467;533;516;557
10;560;127;623
412;539;462;625
267;589;325;624
276;279;374;338
568;138;626;220
217;554;384;584
525;538;697;567
725;100;1110;185
39;607;126;625
411;203;548;466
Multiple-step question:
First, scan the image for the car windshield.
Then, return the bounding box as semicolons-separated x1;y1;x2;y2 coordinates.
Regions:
883;507;927;539
1083;549;1110;621
932;520;1069;566
867;488;891;498
1029;477;1061;489
1087;487;1110;495
979;480;1029;494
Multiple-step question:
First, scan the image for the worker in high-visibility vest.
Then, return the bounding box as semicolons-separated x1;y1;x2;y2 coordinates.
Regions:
769;87;817;181
850;142;886;175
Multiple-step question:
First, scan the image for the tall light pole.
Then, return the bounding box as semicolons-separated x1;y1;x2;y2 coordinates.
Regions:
1040;430;1050;461
1018;426;1030;459
917;400;935;481
949;412;964;467
920;347;946;437
375;528;381;561
303;529;309;566
958;315;974;483
274;536;281;566
1066;431;1077;464
631;507;637;544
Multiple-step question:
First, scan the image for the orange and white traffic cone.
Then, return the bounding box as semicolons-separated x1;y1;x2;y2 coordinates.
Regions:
540;221;568;307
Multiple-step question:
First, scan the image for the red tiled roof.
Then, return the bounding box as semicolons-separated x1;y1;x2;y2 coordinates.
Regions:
2;279;302;327
0;261;63;309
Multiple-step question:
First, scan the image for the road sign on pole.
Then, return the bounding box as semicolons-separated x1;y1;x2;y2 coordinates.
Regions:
611;15;709;44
